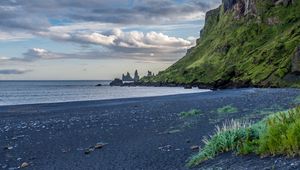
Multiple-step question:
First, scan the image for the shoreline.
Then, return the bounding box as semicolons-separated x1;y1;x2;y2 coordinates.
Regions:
1;88;300;169
111;79;290;90
0;84;208;107
0;89;210;108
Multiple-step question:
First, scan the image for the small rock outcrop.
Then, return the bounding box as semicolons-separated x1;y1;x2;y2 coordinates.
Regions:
222;0;257;19
223;0;237;12
184;85;193;89
122;72;134;82
133;70;140;82
109;78;123;86
147;71;155;77
274;0;295;6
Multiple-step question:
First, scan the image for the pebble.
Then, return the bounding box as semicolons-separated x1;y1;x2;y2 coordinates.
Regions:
190;145;200;151
3;146;13;150
158;145;172;152
61;149;68;153
95;143;105;149
12;135;25;140
20;162;29;168
290;162;298;167
84;148;94;155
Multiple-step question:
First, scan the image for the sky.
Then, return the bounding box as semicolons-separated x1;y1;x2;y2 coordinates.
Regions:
0;0;221;80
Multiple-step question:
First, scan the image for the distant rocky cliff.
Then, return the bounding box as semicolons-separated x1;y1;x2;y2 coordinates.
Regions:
142;0;300;88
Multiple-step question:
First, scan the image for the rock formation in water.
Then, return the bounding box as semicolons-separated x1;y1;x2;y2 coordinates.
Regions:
122;72;134;82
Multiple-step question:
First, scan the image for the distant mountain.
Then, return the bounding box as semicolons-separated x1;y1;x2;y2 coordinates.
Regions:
142;0;300;88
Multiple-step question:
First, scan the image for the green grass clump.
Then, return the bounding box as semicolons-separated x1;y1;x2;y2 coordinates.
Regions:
258;107;300;156
217;105;238;114
180;109;202;118
187;120;251;167
188;106;300;167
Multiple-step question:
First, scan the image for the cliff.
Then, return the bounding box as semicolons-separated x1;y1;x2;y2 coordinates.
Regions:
142;0;300;88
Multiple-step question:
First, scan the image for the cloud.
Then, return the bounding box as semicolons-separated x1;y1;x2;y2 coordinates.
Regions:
0;0;221;33
39;28;195;54
0;26;196;64
0;4;50;32
23;48;66;61
0;69;31;75
20;47;184;63
77;0;210;24
0;0;220;65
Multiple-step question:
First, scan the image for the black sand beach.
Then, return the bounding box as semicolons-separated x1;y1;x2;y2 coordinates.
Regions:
1;88;300;170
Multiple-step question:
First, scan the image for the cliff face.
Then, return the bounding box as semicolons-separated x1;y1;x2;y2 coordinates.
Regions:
223;0;257;17
143;0;300;88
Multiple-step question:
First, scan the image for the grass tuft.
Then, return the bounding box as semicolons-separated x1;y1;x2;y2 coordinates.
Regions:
188;106;300;167
180;109;202;118
217;105;238;114
187;119;251;167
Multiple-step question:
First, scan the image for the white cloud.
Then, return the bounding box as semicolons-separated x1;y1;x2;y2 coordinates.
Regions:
27;48;71;60
39;28;195;54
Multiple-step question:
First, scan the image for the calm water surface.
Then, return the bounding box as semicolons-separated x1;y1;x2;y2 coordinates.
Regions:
0;81;210;106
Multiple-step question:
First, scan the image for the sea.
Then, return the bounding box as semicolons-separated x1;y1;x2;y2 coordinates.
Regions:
0;80;210;106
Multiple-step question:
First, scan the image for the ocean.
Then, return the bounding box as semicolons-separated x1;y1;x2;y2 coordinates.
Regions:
0;80;209;106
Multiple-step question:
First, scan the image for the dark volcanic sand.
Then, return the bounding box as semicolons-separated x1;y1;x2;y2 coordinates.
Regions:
1;88;300;170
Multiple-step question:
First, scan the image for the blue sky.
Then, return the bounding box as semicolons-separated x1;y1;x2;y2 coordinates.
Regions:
0;0;221;80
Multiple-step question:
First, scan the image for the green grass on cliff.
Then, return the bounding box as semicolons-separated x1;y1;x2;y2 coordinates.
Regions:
142;0;300;87
187;106;300;167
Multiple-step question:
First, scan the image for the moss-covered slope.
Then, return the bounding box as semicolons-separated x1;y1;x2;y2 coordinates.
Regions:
142;0;300;88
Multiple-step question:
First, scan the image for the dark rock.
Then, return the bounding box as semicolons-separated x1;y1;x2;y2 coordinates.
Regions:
133;70;140;82
122;72;134;82
222;0;257;18
274;0;295;6
96;84;102;87
233;0;245;19
109;78;123;86
190;145;200;151
223;0;237;12
94;143;105;149
147;71;154;77
3;145;13;150
243;0;257;15
84;148;93;155
291;46;300;75
184;85;192;89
